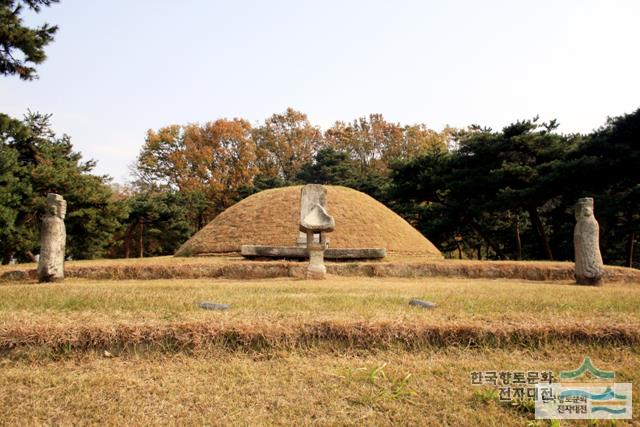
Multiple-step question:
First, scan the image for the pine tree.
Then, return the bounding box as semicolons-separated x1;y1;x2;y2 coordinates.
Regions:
0;0;60;80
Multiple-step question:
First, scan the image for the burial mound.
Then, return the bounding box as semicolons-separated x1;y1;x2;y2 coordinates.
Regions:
175;185;442;258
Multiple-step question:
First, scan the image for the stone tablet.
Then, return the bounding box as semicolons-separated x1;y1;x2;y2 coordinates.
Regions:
297;184;327;246
37;193;67;282
574;197;604;285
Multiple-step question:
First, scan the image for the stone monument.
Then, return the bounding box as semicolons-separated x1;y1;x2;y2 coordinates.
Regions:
299;185;335;279
574;197;604;285
37;193;67;282
297;184;326;246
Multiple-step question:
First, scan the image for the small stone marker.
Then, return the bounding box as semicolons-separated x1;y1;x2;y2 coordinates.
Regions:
37;193;67;283
199;302;230;311
574;197;604;285
409;298;436;309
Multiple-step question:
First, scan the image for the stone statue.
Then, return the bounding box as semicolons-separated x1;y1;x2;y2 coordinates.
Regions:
37;193;67;282
574;197;604;285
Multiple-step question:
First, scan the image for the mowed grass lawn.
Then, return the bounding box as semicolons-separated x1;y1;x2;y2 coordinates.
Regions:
1;276;640;325
1;276;639;425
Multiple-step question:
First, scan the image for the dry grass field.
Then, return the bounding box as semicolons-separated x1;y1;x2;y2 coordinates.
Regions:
1;270;639;425
2;346;638;426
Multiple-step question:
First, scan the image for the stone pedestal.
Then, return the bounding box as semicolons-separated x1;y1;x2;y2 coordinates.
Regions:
37;193;67;283
574;197;604;285
306;242;327;279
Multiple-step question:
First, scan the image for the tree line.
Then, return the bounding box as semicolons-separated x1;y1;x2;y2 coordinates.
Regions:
1;107;638;267
391;114;639;267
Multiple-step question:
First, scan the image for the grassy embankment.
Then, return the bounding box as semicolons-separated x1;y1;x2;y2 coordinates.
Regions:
3;256;639;283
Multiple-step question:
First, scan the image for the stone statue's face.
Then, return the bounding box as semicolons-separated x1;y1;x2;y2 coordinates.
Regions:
575;199;594;221
52;200;67;219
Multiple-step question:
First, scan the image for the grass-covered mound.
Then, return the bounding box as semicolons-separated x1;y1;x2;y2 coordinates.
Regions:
175;185;443;257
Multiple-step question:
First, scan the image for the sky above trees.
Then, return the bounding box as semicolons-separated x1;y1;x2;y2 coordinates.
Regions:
2;0;639;182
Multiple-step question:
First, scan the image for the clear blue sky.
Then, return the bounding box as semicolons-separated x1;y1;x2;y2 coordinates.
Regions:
3;0;639;182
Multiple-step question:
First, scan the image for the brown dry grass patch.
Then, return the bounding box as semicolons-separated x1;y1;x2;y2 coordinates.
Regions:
2;320;639;359
1;346;639;425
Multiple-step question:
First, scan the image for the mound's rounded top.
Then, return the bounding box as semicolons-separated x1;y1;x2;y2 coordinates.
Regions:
175;185;442;258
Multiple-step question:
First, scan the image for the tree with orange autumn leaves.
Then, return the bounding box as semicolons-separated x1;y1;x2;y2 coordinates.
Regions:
134;109;450;226
135;118;257;224
325;114;449;173
252;108;324;182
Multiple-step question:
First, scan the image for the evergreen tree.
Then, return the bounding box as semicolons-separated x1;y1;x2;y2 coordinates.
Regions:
118;191;194;258
573;109;640;267
295;148;358;185
0;112;126;263
0;0;59;80
295;147;392;203
391;119;575;260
